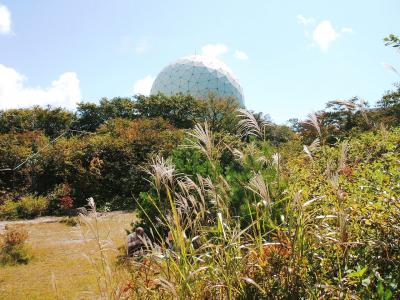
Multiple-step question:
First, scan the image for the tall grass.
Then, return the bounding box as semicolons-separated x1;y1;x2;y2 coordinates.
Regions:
121;113;302;298
83;109;400;299
63;199;129;299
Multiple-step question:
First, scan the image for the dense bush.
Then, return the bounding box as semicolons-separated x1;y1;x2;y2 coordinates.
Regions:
136;117;294;238
17;195;48;219
0;106;75;137
281;127;400;297
0;116;184;210
0;95;243;213
0;195;48;220
1;83;399;217
128;117;399;298
46;183;74;214
0;131;49;194
0;198;19;220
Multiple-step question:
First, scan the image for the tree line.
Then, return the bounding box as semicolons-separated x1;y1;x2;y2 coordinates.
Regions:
0;35;399;217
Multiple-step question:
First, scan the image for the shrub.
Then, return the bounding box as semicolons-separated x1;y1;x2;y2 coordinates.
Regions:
47;183;74;215
0;227;31;265
59;185;73;210
0;195;49;220
0;199;19;220
126;121;400;299
59;217;78;227
18;195;48;219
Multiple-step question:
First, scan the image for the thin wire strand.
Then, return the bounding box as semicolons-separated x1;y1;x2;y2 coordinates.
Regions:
0;129;95;172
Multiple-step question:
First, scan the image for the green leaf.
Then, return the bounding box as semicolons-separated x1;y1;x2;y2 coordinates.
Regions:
384;289;393;300
347;266;367;278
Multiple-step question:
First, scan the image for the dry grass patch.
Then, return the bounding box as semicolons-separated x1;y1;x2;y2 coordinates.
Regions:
0;211;135;300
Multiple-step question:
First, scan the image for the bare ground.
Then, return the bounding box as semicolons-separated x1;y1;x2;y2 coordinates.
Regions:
0;211;132;232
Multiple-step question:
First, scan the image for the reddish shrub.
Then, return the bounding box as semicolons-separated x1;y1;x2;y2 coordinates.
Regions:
59;184;73;210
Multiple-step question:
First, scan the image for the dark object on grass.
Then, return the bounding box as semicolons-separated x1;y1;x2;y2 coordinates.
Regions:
68;206;90;216
59;217;78;226
127;227;152;257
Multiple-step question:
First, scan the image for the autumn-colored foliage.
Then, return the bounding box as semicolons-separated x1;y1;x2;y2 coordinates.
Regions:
0;227;31;265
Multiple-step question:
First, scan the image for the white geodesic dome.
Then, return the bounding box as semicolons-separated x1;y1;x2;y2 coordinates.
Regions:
150;55;244;106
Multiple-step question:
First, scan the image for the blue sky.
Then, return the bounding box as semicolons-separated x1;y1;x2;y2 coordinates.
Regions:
0;0;399;123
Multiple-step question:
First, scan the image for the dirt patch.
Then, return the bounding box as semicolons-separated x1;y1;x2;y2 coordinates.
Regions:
0;211;133;233
0;216;63;233
0;211;136;300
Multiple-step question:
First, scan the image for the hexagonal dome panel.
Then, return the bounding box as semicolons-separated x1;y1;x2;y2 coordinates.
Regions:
150;55;244;106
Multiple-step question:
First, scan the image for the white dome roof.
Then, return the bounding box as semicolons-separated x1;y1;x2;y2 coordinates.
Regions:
150;55;244;106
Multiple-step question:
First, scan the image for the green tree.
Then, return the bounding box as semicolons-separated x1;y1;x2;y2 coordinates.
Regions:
74;97;136;131
201;93;240;133
134;93;203;129
0;106;75;138
376;84;400;126
135;93;241;133
0;131;48;194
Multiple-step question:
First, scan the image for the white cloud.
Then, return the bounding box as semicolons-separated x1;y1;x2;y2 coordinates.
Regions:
297;14;315;26
341;27;354;34
119;36;150;55
0;3;11;34
312;20;340;51
201;44;228;58
297;15;353;52
135;38;149;54
234;50;249;60
133;75;155;95
0;64;81;110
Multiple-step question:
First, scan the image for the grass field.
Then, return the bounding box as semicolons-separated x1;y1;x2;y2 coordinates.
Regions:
0;212;135;300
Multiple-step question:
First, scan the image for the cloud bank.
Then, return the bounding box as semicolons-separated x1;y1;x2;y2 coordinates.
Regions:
0;64;81;110
133;75;155;96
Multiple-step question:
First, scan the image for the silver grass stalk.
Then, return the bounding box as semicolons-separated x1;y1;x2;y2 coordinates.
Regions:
237;108;265;139
358;98;370;125
272;153;281;171
303;138;320;160
303;145;313;160
256;155;269;167
232;148;244;161
186;122;215;163
331;99;357;110
303;112;321;137
247;173;271;207
332;99;370;125
309;138;320;151
144;155;175;193
382;62;400;76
